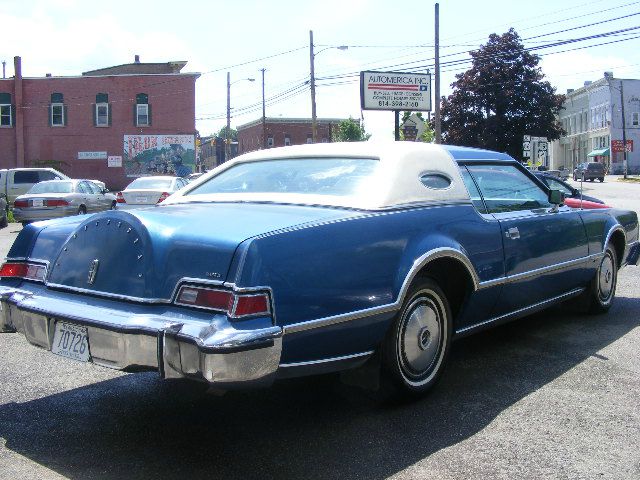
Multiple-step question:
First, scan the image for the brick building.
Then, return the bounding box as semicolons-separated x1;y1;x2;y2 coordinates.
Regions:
0;56;199;189
236;117;347;155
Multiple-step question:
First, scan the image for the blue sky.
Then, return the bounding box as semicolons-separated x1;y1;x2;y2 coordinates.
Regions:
2;0;640;139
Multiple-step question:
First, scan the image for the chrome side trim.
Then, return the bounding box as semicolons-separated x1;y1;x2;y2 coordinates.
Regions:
477;252;602;289
279;350;374;368
284;303;396;334
455;287;585;337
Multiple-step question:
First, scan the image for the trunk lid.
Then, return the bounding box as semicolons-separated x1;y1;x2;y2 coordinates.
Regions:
46;202;361;300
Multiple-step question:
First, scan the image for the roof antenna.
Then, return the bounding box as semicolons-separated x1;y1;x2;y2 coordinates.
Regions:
579;171;584;209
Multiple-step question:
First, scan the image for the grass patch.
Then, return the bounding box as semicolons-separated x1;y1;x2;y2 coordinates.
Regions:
617;177;640;183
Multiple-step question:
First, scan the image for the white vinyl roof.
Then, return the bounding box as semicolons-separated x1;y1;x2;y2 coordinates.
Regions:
165;142;475;210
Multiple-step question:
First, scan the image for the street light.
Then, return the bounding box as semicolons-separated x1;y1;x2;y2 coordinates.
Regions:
226;72;255;161
309;30;348;143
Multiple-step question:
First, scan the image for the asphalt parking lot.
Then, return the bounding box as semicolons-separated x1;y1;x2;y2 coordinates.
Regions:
0;177;639;480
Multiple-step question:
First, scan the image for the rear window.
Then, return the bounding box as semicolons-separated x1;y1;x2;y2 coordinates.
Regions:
187;158;379;197
29;181;73;194
126;177;174;190
587;163;604;170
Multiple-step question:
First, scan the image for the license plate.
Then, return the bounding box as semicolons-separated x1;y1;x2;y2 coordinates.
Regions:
32;199;44;207
135;196;148;203
51;321;90;362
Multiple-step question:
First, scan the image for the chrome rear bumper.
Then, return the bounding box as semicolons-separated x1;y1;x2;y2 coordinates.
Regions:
0;284;282;388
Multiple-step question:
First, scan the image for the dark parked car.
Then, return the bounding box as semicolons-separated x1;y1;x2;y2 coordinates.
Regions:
574;162;605;182
534;172;604;204
1;143;638;398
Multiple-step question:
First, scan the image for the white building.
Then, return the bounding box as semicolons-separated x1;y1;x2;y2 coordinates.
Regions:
551;72;640;175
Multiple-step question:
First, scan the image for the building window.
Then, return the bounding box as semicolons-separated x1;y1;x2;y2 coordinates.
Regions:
633;112;639;126
284;135;291;146
51;104;64;126
306;134;313;144
135;93;151;126
0;92;12;127
94;93;110;127
267;135;274;147
49;94;66;127
321;138;328;143
0;104;11;127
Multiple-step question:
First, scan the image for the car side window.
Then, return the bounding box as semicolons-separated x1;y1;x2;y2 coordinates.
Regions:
85;182;100;194
544;177;573;196
467;164;552;213
77;182;88;194
14;171;40;184
39;171;58;182
458;167;487;214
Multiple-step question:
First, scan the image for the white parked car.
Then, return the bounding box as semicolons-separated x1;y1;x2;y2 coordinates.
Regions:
115;176;188;210
13;179;116;225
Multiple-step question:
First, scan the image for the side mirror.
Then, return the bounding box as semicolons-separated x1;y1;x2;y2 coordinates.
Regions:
548;189;565;205
102;188;110;194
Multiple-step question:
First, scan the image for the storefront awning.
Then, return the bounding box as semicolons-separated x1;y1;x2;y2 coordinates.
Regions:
587;148;610;157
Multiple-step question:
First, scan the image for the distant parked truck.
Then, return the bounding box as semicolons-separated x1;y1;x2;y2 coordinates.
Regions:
0;168;69;206
573;162;605;182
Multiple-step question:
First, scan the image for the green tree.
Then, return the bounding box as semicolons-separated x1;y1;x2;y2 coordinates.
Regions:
440;28;564;159
332;117;371;142
217;126;238;141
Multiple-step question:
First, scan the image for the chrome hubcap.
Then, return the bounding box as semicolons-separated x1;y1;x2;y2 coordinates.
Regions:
401;299;441;374
598;253;614;301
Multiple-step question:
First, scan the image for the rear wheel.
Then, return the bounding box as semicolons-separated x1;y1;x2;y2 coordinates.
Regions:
0;214;7;228
110;201;116;210
382;278;452;397
77;206;86;215
587;244;618;313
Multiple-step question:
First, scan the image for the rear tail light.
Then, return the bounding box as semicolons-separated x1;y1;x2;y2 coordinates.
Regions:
176;285;271;318
14;200;28;208
46;199;69;207
116;191;126;203
157;192;170;203
0;262;46;282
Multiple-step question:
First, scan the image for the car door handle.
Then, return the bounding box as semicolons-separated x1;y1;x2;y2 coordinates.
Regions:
505;227;520;239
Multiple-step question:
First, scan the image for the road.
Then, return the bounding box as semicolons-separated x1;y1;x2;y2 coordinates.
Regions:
0;178;639;480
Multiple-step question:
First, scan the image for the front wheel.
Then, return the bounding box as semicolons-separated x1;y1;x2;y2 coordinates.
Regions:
0;214;7;228
599;177;604;182
587;244;618;313
382;278;452;397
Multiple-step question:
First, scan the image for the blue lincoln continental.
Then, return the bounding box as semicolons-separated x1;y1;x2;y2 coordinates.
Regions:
1;143;638;396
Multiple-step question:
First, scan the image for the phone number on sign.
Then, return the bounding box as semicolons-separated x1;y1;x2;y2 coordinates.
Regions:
378;100;421;108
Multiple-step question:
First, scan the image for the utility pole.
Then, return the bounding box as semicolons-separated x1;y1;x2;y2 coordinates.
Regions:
261;68;267;149
620;80;628;179
226;71;231;162
1;61;5;79
310;30;317;143
434;3;441;144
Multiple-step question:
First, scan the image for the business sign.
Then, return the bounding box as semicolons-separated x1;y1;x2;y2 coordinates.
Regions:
123;135;195;178
78;151;108;160
107;155;122;167
611;139;633;153
361;71;431;111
